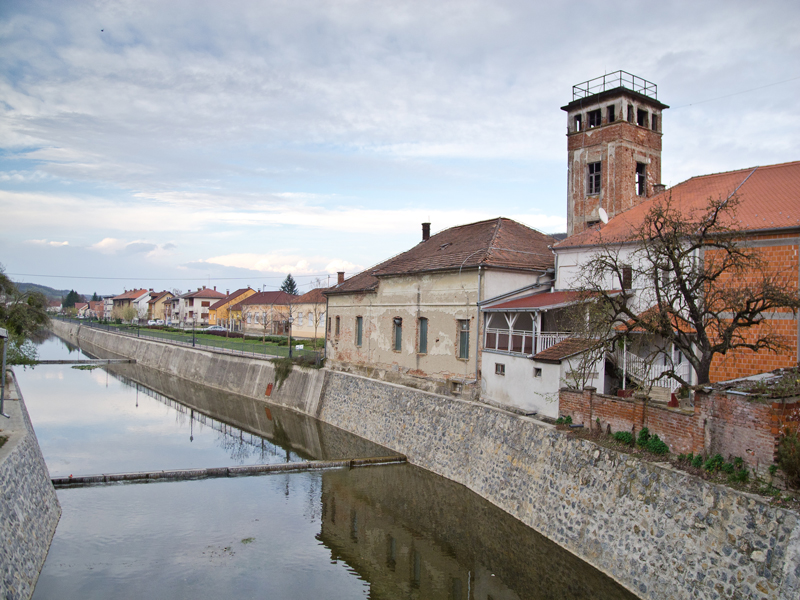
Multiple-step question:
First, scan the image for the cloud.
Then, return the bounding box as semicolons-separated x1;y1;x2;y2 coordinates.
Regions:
25;239;69;246
89;238;126;254
124;242;158;255
162;243;177;250
203;252;363;276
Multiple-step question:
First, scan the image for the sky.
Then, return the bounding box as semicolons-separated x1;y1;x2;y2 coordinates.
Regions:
1;0;798;296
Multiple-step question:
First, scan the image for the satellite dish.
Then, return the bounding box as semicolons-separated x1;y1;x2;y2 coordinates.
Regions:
598;208;609;224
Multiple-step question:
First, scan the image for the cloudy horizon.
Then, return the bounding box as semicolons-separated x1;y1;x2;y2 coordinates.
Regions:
2;0;798;295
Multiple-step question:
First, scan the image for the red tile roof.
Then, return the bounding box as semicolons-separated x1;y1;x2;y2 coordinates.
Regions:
532;337;595;363
209;288;253;310
181;288;226;300
291;288;327;304
485;289;622;311
556;161;800;249
147;291;173;305
327;218;556;295
230;291;296;311
112;289;148;301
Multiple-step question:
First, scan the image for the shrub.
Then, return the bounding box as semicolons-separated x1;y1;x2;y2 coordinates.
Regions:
636;427;650;447
645;434;669;455
769;464;778;476
555;417;564;425
691;455;704;468
677;454;686;462
728;469;749;484
564;415;573;425
733;456;744;469
721;462;735;474
613;431;634;445
686;453;694;463
776;430;800;488
704;453;725;472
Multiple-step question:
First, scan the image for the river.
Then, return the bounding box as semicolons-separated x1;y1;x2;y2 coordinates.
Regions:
16;334;638;599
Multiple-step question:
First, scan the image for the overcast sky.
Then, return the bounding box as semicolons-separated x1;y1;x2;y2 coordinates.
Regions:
2;0;798;295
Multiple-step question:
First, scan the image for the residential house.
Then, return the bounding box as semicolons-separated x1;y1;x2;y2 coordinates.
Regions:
230;291;296;335
146;291;174;321
172;287;227;327
110;289;149;321
88;300;104;319
553;161;800;386
103;296;114;320
46;300;62;314
208;288;257;329
289;288;327;341
75;302;89;317
324;219;557;398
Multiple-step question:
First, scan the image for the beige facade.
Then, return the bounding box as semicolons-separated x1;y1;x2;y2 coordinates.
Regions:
288;288;327;340
326;270;481;396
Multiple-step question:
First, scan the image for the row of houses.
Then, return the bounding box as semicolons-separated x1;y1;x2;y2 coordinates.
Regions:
82;285;329;341
321;72;799;420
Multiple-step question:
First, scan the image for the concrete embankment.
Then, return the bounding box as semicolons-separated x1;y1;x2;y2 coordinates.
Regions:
50;320;800;600
0;370;61;600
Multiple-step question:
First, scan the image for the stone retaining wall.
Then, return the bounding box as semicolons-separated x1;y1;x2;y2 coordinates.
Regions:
0;370;62;600
51;320;800;600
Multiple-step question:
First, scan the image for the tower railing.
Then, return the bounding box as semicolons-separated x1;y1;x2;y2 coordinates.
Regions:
573;71;657;101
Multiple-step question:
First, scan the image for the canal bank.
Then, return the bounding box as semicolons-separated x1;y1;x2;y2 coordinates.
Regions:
0;370;61;600
50;320;800;600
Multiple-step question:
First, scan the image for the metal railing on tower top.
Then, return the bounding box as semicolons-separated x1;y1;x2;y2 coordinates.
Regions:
572;71;658;101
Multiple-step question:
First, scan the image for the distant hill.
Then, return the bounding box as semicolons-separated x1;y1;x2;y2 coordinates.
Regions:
14;282;87;302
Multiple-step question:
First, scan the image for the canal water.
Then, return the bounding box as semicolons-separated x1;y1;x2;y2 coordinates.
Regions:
17;334;639;600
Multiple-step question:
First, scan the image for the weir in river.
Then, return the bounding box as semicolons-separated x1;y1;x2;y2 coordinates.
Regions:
15;333;637;600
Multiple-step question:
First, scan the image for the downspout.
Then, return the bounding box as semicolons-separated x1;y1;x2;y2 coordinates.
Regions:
475;266;482;381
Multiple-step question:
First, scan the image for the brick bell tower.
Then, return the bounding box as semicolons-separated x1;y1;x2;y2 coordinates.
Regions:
562;71;669;237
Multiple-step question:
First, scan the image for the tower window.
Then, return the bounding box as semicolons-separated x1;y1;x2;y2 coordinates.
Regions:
587;162;601;195
355;316;363;347
588;109;601;128
627;104;634;123
651;114;659;132
418;317;428;354
636;163;646;196
574;114;583;132
607;105;615;123
637;108;649;128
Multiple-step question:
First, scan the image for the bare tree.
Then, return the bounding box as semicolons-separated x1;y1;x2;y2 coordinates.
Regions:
577;194;800;387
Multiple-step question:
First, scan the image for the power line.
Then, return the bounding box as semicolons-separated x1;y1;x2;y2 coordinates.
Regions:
671;75;800;109
7;272;334;282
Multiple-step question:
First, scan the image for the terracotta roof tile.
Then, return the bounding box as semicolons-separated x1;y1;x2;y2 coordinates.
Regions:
209;288;252;310
327;218;556;295
230;291;296;311
112;289;148;301
291;288;328;304
533;337;595;363
147;291;173;304
556;160;800;249
181;288;226;300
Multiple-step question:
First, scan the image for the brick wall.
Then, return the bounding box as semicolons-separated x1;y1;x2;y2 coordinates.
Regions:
560;387;800;472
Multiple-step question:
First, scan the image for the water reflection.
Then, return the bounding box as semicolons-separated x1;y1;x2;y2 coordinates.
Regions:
319;464;637;600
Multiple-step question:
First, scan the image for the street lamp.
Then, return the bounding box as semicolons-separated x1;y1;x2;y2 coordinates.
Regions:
287;317;294;358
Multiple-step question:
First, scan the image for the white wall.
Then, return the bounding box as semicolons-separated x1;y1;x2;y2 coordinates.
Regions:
480;351;560;418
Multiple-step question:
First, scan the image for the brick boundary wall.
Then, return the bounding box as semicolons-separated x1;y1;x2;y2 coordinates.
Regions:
560;387;800;474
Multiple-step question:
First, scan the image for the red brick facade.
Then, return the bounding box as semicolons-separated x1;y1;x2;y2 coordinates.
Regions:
560;387;800;474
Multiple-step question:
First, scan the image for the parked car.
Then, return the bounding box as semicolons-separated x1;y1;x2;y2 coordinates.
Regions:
147;320;157;326
155;319;165;326
205;326;226;332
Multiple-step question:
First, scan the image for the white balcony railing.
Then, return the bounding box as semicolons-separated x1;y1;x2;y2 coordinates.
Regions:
616;348;693;391
484;329;572;356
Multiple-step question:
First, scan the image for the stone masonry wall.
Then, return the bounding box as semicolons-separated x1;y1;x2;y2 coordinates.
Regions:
52;320;800;599
321;372;800;600
0;371;62;600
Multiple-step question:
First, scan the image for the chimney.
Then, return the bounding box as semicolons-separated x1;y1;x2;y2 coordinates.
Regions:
214;286;216;291
422;222;431;241
653;183;666;195
226;289;230;296
337;272;345;285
